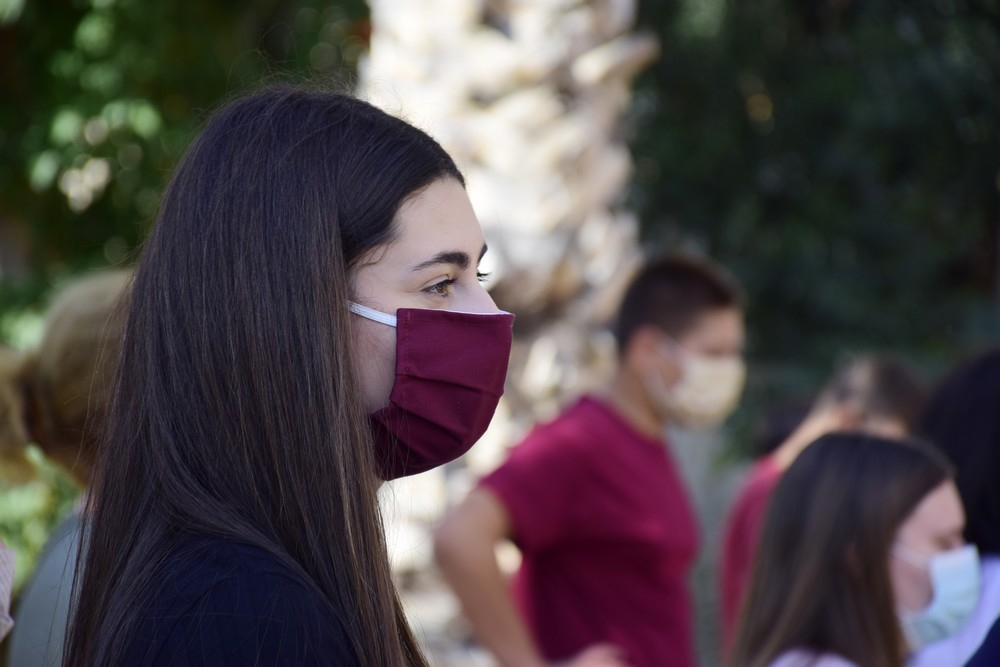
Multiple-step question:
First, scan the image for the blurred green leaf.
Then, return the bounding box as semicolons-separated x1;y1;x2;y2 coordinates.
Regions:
0;0;369;590
0;0;24;24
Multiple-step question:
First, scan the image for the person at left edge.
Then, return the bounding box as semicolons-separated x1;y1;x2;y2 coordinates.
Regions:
63;85;514;667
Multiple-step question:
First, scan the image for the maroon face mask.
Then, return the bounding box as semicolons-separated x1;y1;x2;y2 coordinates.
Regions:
349;302;514;479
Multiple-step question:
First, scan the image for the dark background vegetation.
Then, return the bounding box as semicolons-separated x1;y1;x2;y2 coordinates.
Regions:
3;0;996;383
632;0;1000;407
0;0;997;578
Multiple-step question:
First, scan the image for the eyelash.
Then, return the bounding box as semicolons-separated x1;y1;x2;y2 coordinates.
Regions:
425;272;491;297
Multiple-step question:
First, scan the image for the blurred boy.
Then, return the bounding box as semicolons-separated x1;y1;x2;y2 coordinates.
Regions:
435;256;746;667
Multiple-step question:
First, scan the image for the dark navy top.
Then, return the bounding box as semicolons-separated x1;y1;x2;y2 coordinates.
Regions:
122;538;358;666
965;617;1000;667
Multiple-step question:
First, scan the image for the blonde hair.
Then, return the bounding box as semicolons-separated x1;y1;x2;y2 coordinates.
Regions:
0;346;32;482
0;270;130;485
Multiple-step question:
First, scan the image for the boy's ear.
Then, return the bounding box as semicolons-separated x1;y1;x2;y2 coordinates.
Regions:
627;324;658;351
623;325;684;386
623;325;663;366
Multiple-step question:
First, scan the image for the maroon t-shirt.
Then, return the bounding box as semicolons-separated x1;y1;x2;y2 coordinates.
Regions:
480;396;699;667
719;455;782;645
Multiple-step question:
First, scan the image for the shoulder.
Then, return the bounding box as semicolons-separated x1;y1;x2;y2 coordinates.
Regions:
521;396;614;452
978;555;1000;630
153;539;321;605
733;458;782;518
742;456;783;498
484;398;608;482
127;538;357;665
485;399;598;477
980;554;1000;597
966;614;1000;667
7;514;81;665
768;649;859;667
477;399;604;544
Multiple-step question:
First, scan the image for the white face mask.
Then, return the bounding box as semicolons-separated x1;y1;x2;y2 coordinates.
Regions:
644;339;746;429
896;544;981;650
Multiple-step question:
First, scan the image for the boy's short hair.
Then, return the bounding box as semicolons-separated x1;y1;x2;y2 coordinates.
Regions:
614;255;743;354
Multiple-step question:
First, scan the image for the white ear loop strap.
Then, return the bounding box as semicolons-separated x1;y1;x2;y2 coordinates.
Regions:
348;301;397;327
893;543;930;569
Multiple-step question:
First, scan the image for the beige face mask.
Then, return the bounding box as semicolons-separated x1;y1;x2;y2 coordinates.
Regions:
645;340;746;429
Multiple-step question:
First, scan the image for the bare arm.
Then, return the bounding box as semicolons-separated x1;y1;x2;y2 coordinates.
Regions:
434;489;630;667
434;488;547;667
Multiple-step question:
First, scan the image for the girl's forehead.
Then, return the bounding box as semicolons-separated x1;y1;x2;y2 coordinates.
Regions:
381;179;485;267
897;481;965;544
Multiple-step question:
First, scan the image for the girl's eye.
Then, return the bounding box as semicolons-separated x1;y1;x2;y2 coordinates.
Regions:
477;271;491;283
425;278;457;296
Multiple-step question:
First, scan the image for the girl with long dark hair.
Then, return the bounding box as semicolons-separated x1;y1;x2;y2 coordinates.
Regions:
64;85;514;666
729;433;979;667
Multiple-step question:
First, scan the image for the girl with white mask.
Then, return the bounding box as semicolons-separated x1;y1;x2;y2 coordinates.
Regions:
729;433;977;667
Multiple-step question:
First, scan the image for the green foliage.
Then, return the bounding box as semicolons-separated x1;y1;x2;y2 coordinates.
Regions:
0;307;43;352
0;0;367;594
0;447;80;591
632;0;1000;410
0;0;368;302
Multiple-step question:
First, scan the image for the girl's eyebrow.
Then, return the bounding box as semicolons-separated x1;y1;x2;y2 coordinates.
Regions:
410;244;488;272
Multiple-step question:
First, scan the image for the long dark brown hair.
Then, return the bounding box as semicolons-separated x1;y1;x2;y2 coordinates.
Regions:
729;433;952;667
65;84;462;666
